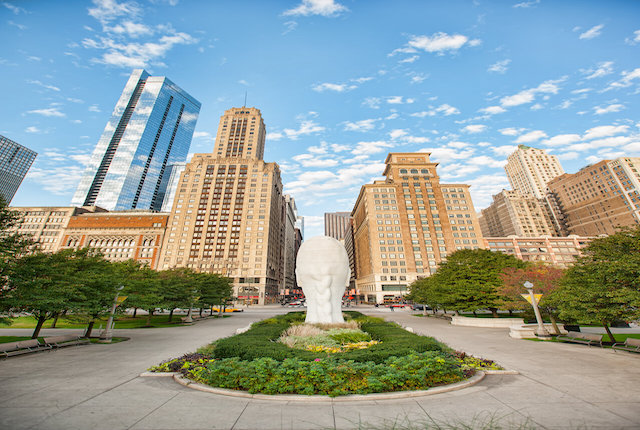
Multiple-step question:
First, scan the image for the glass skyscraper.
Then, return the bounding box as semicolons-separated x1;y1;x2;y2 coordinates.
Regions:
72;69;201;211
0;135;37;204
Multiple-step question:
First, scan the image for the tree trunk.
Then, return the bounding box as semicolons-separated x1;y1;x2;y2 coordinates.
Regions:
199;307;203;317
168;308;174;322
146;309;153;326
84;319;96;338
422;306;427;316
508;309;513;317
210;306;214;316
133;307;138;318
51;312;60;328
32;315;47;339
489;307;499;318
548;313;560;335
602;322;616;343
472;310;477;317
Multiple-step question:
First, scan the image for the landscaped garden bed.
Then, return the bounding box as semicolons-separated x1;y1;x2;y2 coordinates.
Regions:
149;311;502;397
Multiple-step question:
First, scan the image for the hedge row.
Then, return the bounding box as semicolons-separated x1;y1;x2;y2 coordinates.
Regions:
201;311;449;363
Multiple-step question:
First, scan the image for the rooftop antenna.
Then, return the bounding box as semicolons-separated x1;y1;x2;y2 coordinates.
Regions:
243;91;247;108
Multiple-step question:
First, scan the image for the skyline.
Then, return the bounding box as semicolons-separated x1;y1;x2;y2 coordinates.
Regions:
2;0;640;238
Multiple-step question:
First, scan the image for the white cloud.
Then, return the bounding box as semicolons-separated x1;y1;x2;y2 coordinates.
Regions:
344;119;377;132
557;100;572;109
282;0;348;17
109;20;153;37
283;120;325;140
568;136;634;152
530;103;544;110
312;82;356;92
238;79;249;86
400;55;419;64
387;96;414;104
491;145;518;157
626;29;640;45
499;78;563;108
25;126;41;133
88;0;141;25
330;143;350;152
409;74;428;84
468;155;506;168
8;20;27;30
352;77;373;84
266;132;283;141
557;151;580;160
462;124;486;134
479;105;506;115
292;153;339;167
542;134;581;147
389;129;408;140
3;2;27;14
88;104;101;112
351;141;394;155
605;68;640;91
466;174;511;210
27;80;61;92
593;103;624;115
513;0;540;7
582;125;629;140
498;127;524;136
579;24;604;40
488;59;511;74
583;61;614;79
403;32;479;54
27;107;65;117
514;130;547;143
420;146;475;164
193;131;213;140
411;104;460;118
362;97;381;109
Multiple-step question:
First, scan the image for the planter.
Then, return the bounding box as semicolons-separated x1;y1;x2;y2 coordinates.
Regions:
451;315;524;328
509;323;567;339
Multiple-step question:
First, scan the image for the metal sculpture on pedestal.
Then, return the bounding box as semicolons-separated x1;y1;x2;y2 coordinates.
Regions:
295;236;350;323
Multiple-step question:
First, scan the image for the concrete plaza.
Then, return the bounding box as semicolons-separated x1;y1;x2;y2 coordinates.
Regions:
1;306;639;429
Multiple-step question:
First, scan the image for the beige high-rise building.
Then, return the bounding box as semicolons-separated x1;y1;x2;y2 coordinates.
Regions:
158;107;291;305
479;190;557;237
324;212;351;240
547;157;640;236
505;145;564;199
10;206;106;252
483;236;594;268
351;153;484;304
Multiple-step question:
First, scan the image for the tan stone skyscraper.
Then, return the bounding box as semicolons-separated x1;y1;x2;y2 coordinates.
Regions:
351;153;483;304
158;107;289;305
505;145;564;199
479;189;557;237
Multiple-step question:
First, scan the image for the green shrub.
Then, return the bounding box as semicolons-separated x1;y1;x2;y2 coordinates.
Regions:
327;328;371;344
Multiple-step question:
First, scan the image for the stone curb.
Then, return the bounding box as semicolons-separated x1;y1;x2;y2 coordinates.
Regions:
141;370;492;402
484;369;519;375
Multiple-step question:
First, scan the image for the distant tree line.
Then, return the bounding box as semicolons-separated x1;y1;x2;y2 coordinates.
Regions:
407;228;640;342
0;199;233;339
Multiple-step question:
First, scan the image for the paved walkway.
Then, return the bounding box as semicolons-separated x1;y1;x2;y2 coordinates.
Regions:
1;306;639;429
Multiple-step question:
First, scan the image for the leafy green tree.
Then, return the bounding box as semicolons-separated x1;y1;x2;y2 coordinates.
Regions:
194;272;233;315
417;249;527;317
122;263;163;326
500;264;565;333
0;198;35;324
553;227;640;342
159;268;197;322
5;250;79;338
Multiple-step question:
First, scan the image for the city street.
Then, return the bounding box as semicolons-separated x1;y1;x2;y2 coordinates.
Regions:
1;306;639;429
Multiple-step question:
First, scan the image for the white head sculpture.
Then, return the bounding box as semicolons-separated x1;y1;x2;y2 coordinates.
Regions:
295;236;350;323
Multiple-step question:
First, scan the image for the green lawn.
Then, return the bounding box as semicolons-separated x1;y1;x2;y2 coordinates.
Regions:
0;314;224;330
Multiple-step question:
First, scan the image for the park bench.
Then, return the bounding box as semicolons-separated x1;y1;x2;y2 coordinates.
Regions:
0;339;51;359
556;331;603;347
612;337;640;353
43;335;90;349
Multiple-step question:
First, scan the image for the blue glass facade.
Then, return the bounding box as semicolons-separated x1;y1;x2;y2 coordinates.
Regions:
0;135;37;204
72;69;201;211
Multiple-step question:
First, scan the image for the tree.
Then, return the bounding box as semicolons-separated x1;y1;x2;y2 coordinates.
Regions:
5;250;79;338
159;268;197;322
0;198;35;323
123;263;163;326
194;272;233;315
553;227;640;342
415;249;527;317
500;264;565;333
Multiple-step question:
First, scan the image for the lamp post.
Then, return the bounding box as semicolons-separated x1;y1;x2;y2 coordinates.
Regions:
100;285;125;343
524;281;551;340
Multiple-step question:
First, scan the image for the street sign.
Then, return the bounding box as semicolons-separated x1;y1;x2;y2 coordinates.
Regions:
521;293;542;304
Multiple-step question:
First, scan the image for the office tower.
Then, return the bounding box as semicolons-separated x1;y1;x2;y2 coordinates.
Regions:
483;236;594;268
479;190;557;237
505;145;564;199
59;211;168;269
282;195;299;294
160;162;186;212
324;212;351;240
351;153;484;304
72;69;201;211
158;107;293;305
547;157;640;236
0;135;37;204
10;206;105;252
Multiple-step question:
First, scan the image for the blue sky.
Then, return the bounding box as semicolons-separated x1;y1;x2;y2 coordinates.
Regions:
2;0;640;238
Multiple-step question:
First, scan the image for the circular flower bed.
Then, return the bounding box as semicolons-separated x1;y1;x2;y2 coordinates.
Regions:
150;311;502;397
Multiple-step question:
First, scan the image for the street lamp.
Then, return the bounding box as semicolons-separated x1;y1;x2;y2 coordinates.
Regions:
100;285;125;343
524;281;551;340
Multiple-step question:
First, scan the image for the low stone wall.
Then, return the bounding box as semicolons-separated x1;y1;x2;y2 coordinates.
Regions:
509;323;567;339
451;315;524;328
